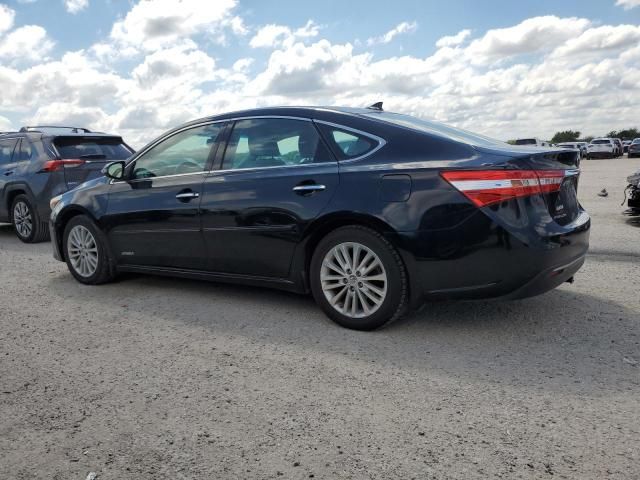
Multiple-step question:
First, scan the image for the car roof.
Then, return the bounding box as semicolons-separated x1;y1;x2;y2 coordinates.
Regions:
0;131;122;140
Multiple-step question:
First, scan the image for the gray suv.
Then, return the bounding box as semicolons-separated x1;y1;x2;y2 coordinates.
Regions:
0;126;133;243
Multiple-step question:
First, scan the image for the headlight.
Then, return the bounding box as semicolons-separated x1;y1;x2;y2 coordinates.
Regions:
50;195;63;210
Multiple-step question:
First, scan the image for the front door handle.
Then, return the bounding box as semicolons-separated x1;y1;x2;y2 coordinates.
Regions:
3;171;13;176
176;191;200;201
293;184;326;194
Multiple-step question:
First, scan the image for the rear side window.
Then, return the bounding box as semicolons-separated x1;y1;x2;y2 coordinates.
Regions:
222;118;333;170
0;139;17;164
54;137;132;160
316;124;379;160
15;139;33;162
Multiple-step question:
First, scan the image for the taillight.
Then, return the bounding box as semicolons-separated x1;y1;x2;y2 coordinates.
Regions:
440;170;565;207
41;159;85;172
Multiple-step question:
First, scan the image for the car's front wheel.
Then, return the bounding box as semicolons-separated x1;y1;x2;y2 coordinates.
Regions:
310;226;408;330
63;215;117;285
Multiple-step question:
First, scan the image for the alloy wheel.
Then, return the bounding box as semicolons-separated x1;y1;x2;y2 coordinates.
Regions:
13;201;33;239
67;225;99;278
320;242;388;318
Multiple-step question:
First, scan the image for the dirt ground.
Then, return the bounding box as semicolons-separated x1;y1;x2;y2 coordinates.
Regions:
1;157;639;479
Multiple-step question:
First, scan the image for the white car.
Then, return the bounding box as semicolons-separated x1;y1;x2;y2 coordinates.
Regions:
514;138;551;147
587;138;616;159
557;142;585;158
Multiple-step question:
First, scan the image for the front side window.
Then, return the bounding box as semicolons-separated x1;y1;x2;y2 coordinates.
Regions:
0;139;17;165
222;118;333;170
132;123;224;179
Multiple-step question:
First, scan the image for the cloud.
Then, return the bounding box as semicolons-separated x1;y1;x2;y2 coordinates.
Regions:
0;114;12;131
466;16;591;63
249;20;319;48
0;25;54;62
110;0;239;52
367;21;417;46
616;0;640;9
435;29;471;48
64;0;88;14
551;24;640;59
0;4;15;35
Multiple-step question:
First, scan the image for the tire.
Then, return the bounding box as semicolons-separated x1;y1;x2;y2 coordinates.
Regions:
62;215;117;285
310;226;408;331
11;194;49;243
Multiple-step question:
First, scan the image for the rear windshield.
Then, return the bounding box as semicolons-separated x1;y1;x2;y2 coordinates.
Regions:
591;139;611;145
54;137;132;160
514;139;537;145
362;112;506;147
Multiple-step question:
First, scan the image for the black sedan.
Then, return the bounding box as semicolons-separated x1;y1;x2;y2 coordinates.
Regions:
49;106;590;330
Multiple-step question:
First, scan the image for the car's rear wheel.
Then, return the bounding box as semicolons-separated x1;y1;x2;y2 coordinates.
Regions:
310;226;408;331
11;194;49;243
63;215;117;285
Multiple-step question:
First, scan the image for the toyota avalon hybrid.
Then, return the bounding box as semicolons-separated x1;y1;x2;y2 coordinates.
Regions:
49;106;590;330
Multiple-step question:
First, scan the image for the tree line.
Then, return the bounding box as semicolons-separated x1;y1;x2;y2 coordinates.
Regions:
550;128;640;143
507;128;639;144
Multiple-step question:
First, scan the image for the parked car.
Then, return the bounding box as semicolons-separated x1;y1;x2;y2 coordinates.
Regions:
612;138;624;157
0;126;134;242
514;138;551;147
49;106;590;331
623;140;632;154
556;142;585;159
628;138;640;158
587;138;616;159
625;167;640;215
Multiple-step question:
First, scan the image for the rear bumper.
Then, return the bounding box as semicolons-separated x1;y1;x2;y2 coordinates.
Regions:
389;208;590;304
588;151;614;158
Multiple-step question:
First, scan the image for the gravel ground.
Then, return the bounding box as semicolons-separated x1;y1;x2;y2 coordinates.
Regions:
1;157;639;480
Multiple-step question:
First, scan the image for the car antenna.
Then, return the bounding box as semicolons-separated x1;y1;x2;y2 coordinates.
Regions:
367;101;383;111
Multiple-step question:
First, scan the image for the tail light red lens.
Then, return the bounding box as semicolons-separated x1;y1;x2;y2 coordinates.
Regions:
41;159;85;172
440;170;566;207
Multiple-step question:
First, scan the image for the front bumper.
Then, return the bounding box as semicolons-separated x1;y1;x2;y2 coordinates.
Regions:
50;221;64;262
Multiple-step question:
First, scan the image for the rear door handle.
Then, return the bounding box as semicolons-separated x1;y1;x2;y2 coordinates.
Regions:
3;171;13;176
293;184;326;194
175;192;200;201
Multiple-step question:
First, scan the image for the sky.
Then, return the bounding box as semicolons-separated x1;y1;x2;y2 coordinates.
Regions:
1;0;640;147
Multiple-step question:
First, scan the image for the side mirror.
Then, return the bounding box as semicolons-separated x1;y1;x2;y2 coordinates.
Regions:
102;161;126;180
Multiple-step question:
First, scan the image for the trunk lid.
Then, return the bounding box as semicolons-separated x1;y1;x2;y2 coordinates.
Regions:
470;146;582;225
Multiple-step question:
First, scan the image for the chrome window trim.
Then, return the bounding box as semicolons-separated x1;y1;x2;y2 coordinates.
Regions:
110;170;208;184
207;160;337;177
313;120;387;163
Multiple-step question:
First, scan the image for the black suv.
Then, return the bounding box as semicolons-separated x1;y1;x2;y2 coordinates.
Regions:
0;126;133;243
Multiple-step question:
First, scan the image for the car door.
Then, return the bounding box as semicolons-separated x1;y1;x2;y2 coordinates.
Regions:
104;122;227;270
0;138;19;221
199;117;339;278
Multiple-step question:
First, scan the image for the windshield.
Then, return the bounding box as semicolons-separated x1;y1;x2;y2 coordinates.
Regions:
591;139;611;145
362;112;507;147
54;137;133;160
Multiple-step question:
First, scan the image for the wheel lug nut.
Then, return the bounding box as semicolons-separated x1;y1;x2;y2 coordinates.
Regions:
346;269;352;274
356;271;361;277
358;282;363;288
349;286;355;291
342;278;348;284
